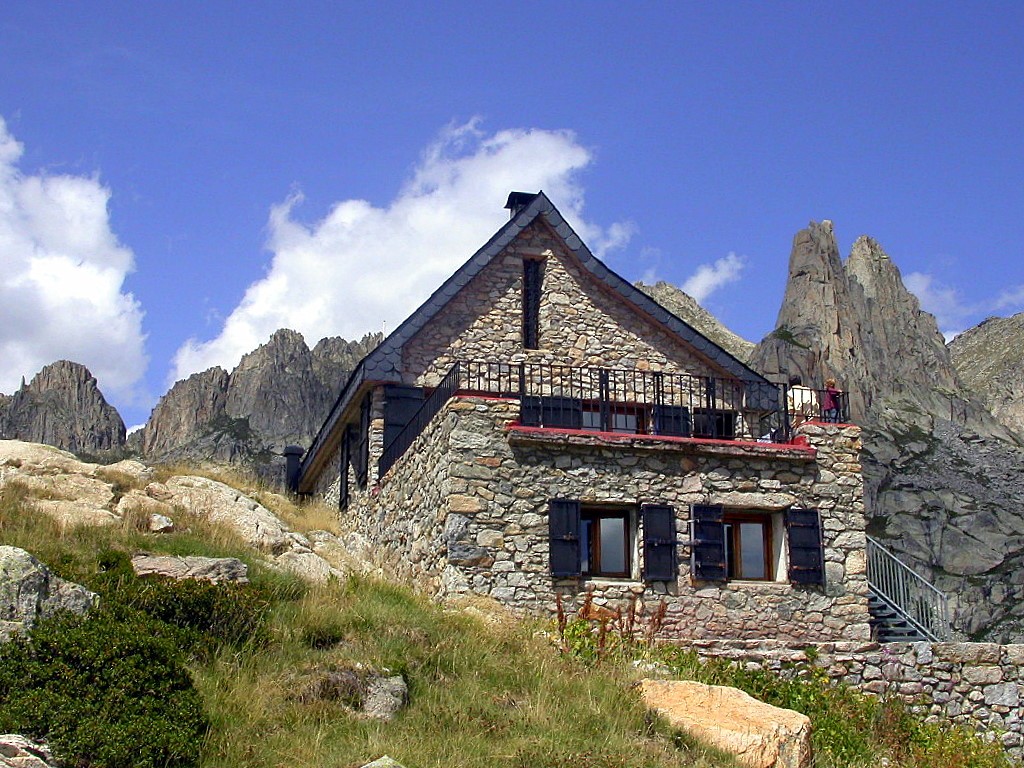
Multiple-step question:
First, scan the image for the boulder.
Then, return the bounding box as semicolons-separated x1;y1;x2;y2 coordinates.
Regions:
360;758;405;768
0;440;98;482
362;674;408;721
130;554;249;583
0;546;98;641
0;734;57;768
297;665;407;721
115;490;176;528
639;679;811;768
157;475;293;553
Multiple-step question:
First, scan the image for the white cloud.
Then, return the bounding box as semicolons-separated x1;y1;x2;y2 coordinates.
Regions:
0;117;147;402
172;120;631;381
681;252;745;304
993;285;1024;314
903;272;976;340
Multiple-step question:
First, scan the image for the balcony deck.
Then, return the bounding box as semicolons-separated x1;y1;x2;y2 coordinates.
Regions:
379;361;849;477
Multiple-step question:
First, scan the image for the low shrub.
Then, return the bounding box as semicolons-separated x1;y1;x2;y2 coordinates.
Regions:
0;609;207;768
88;550;283;658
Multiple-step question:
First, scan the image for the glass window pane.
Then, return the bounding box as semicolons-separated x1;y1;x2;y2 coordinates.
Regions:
581;411;602;431
612;412;638;433
600;517;626;573
739;523;766;579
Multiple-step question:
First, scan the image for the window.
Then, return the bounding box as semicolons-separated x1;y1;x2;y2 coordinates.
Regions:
522;258;543;349
581;404;644;434
580;507;631;577
355;394;371;489
692;505;825;585
548;500;676;581
723;512;775;580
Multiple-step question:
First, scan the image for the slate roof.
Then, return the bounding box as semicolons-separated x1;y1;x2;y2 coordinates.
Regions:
297;191;768;491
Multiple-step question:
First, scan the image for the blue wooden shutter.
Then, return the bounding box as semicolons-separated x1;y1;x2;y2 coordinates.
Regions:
691;504;726;581
642;504;676;581
548;499;581;577
786;508;825;585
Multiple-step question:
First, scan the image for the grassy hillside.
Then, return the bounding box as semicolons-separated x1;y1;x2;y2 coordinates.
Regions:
0;466;1010;768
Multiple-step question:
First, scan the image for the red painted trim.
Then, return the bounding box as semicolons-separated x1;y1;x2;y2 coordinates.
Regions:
505;423;816;453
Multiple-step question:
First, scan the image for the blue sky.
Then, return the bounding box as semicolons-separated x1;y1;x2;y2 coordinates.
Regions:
1;2;1022;428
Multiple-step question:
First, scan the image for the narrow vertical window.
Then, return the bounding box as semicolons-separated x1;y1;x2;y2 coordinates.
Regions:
522;258;542;349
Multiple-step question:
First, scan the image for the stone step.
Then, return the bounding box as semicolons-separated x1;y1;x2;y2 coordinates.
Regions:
867;590;927;643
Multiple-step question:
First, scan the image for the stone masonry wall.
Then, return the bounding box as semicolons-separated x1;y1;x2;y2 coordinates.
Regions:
687;639;1024;760
355;393;870;643
336;394;455;594
401;219;725;386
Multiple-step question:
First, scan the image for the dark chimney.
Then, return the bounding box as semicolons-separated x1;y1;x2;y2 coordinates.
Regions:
504;191;538;219
284;445;304;493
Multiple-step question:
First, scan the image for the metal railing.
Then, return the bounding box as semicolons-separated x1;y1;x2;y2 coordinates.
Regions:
379;361;804;477
866;535;950;641
379;362;462;476
455;360;788;439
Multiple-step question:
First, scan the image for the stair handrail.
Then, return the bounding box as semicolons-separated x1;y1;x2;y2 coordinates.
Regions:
866;535;950;641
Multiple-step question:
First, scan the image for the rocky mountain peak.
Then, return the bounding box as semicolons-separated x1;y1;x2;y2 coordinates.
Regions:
0;360;125;453
136;329;381;480
635;281;754;363
949;312;1024;435
748;221;869;413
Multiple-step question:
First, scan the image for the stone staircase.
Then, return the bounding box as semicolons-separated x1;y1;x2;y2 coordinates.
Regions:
868;590;928;642
866;535;951;642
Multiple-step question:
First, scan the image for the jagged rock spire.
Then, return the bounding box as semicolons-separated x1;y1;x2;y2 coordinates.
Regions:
749;220;974;424
0;360;125;452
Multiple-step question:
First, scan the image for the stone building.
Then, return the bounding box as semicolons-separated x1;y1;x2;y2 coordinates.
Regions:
295;191;870;642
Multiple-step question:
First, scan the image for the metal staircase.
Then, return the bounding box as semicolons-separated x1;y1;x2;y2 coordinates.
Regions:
866;536;951;642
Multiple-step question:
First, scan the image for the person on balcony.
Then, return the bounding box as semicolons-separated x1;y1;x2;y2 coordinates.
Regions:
823;377;843;423
787;375;818;428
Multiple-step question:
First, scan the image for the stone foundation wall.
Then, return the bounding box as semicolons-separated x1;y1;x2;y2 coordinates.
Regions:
354;394;870;642
687;639;1024;760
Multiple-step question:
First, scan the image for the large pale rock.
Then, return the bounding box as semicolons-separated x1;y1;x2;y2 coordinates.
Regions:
0;440;98;481
159;475;293;553
0;734;57;768
304;530;375;577
0;547;98;641
639;679;811;768
115;490;175;524
273;550;341;583
31;500;119;528
360;758;405;768
155;476;342;581
131;554;249;583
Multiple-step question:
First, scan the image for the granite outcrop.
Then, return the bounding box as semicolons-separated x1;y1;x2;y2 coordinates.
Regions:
748;221;1024;641
135;329;380;481
0;361;125;454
